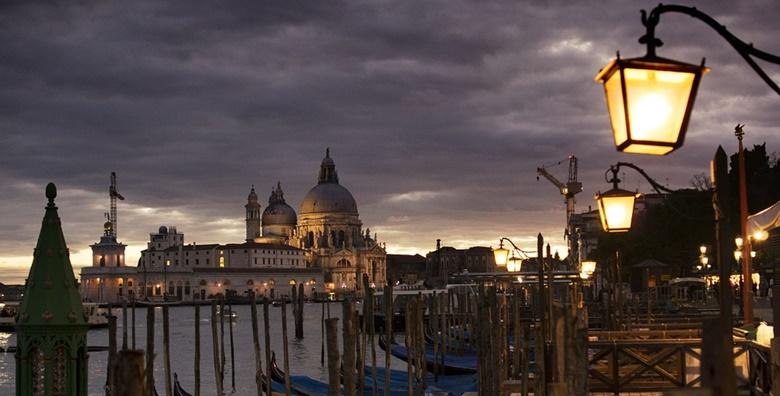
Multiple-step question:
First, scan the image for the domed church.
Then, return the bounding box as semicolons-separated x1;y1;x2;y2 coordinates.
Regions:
246;149;387;292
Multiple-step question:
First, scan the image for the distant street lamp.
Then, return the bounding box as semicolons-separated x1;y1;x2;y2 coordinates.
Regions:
596;162;675;233
493;242;510;268
595;4;780;156
493;238;533;272
580;260;597;280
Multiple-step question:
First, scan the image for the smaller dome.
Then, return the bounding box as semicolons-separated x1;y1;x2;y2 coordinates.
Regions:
262;182;297;226
262;203;297;226
104;221;113;232
159;226;168;234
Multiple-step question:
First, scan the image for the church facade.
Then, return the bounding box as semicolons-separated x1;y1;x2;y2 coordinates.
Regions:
248;149;387;291
80;150;386;303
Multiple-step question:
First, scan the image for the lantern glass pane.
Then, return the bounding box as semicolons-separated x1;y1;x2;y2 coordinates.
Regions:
624;68;695;147
604;71;627;147
599;195;635;232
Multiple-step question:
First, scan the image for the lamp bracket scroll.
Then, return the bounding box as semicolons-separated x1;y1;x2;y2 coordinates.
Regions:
639;4;780;94
608;162;675;195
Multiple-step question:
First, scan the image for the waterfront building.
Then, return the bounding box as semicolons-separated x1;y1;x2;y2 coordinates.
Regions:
80;149;385;303
425;240;497;287
386;254;426;286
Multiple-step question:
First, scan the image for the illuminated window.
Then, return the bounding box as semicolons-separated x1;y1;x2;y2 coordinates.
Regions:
219;256;225;268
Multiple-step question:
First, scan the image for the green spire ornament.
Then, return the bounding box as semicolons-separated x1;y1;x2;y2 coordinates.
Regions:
16;183;88;395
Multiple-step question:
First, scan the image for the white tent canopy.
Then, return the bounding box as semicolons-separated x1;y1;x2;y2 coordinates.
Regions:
747;200;780;234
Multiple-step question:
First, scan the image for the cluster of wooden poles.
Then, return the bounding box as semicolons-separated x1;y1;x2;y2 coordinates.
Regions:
103;244;588;396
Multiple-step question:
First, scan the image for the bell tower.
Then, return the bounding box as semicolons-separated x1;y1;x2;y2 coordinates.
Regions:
245;185;261;241
16;183;88;395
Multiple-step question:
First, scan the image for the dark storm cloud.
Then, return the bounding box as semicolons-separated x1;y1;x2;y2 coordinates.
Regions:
1;0;779;281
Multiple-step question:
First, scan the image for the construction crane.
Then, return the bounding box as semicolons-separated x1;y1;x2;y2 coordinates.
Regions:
109;171;125;238
536;155;582;262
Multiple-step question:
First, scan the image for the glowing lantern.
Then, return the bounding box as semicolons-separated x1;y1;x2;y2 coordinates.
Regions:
595;54;709;155
493;243;509;267
595;187;639;232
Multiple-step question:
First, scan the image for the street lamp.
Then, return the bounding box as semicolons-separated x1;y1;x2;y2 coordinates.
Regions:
580;260;597;279
595;162;675;232
507;253;523;273
493;242;510;268
595;4;780;156
493;238;533;271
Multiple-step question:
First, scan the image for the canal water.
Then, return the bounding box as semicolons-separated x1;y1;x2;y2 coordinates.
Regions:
0;303;407;395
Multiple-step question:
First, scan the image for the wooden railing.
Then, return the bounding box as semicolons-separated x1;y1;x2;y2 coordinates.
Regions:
587;338;771;393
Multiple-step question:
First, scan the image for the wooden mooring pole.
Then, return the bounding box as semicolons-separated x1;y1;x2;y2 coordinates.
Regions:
384;285;393;396
146;306;155;396
194;304;201;396
343;300;357;396
263;297;272;396
107;312;117;396
111;349;146;396
210;301;224;396
250;293;262;396
281;301;292;396
325;317;340;396
163;306;172;396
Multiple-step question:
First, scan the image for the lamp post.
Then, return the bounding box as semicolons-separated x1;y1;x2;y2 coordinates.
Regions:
595;4;780;156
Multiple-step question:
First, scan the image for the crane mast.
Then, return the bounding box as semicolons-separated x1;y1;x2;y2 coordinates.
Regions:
536;155;582;263
109;172;125;238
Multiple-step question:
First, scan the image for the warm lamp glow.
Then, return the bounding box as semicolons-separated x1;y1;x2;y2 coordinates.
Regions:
493;244;509;267
581;260;597;276
700;256;709;266
735;237;744;249
753;230;769;241
734;250;742;262
595;55;708;155
507;256;522;273
699;245;708;255
596;188;638;232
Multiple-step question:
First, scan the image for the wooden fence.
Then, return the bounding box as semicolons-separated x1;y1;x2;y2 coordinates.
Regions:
587;338;771;394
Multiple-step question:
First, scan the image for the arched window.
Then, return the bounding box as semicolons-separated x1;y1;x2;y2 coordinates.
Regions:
307;232;314;248
338;230;345;247
337;259;350;268
199;279;207;286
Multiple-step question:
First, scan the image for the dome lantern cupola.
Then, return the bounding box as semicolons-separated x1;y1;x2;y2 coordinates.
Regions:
300;149;358;215
318;147;339;184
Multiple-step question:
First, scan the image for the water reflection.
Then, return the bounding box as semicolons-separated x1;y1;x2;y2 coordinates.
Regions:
0;303;404;395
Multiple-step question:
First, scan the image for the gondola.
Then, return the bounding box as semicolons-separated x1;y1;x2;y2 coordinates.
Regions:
172;370;283;395
378;335;477;375
173;373;192;396
270;352;331;396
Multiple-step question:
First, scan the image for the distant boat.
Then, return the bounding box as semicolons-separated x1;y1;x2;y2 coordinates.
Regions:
0;302;108;332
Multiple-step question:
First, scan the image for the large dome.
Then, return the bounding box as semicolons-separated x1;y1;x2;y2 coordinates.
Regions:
299;148;358;215
262;182;297;226
300;183;358;215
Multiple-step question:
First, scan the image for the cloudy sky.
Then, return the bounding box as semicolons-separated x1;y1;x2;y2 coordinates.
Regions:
1;1;778;284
